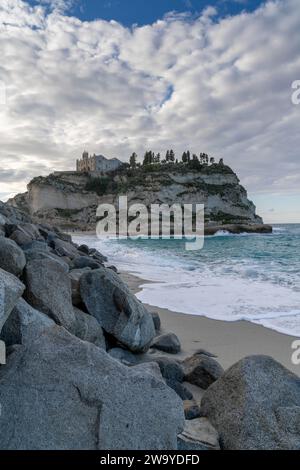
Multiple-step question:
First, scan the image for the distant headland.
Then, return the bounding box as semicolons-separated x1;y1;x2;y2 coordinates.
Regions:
9;150;272;235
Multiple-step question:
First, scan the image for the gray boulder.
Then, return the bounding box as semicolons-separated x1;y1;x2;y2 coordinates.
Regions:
25;259;76;333
0;214;8;226
73;307;106;350
151;356;184;383
89;248;108;263
151;332;181;354
178;418;220;451
49;237;79;259
1;298;54;346
0;326;184;450
6;223;43;247
131;362;164;381
201;355;300;450
78;244;90;255
69;268;91;306
0;237;26;276
182;353;224;390
108;347;138;365
141;356;189;400
172;382;193;401
71;256;102;270
0;268;25;333
80;267;155;353
24;249;69;273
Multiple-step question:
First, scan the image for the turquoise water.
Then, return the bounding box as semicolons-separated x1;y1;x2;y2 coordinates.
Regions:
73;224;300;337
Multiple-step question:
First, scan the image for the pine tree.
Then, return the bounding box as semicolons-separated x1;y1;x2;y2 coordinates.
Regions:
169;149;175;162
129;152;137;168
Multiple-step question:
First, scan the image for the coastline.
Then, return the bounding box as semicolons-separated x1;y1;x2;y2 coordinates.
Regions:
120;271;300;376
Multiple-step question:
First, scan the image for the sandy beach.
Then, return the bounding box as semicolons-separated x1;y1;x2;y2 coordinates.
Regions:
121;271;300;376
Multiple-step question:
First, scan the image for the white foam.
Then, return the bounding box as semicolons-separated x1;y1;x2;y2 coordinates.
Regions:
72;234;300;338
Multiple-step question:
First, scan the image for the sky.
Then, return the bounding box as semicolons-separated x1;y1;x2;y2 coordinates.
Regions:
0;0;300;223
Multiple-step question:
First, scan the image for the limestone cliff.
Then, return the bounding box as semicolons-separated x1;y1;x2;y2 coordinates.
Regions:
9;164;266;232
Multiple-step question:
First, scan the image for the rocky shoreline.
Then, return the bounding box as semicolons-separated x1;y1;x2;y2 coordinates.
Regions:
205;223;272;236
0;201;299;450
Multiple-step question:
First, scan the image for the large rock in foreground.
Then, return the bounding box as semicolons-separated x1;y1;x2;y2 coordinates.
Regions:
80;267;155;352
201;355;300;450
0;237;26;276
1;298;54;346
0;326;184;450
25;259;76;333
0;268;25;333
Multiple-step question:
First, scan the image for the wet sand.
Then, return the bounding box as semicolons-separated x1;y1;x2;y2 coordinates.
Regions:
121;271;300;375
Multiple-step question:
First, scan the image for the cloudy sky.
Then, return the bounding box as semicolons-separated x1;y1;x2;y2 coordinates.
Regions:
0;0;299;223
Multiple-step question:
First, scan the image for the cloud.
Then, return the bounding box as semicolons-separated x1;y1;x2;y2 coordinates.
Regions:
0;0;299;217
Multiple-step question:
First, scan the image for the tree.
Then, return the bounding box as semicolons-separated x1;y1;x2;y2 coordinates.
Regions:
186;150;191;163
169;149;175;162
182;151;187;163
165;150;170;162
129;152;137;169
210;157;215;164
143;151;151;166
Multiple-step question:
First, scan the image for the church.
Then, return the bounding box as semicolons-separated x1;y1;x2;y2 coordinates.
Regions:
76;151;123;174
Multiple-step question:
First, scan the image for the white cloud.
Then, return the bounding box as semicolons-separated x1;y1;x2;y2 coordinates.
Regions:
0;0;299;218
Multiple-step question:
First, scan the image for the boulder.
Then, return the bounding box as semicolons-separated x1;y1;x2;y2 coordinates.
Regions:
131;361;164;381
201;355;300;450
108;347;138;365
25;259;76;333
0;326;184;450
0;268;25;333
6;223;43;247
1;298;54;346
184;400;201;420
80;267;155;353
151;356;184;384
178;418;220;451
73;307;106;350
22;240;50;252
141;356;190;400
150;311;161;332
89;248;108;263
151;332;181;354
78;244;90;255
172;382;194;401
0;203;31;224
0;214;9;226
182;353;224;390
49;238;79;259
24;249;69;273
0;237;26;276
69;268;91;306
70;256;102;270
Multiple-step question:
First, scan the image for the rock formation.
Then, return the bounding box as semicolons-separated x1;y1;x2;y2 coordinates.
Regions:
0;201;296;450
8;164;271;234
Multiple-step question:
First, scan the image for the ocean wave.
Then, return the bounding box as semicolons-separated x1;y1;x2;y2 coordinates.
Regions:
72;232;300;338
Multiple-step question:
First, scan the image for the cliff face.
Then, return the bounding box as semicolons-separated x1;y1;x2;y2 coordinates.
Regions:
9;164;263;231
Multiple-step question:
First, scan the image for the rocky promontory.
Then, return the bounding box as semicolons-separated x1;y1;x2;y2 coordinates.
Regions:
0;200;298;450
9;162;271;234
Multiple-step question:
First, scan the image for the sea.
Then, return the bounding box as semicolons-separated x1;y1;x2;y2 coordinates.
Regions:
72;224;300;337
